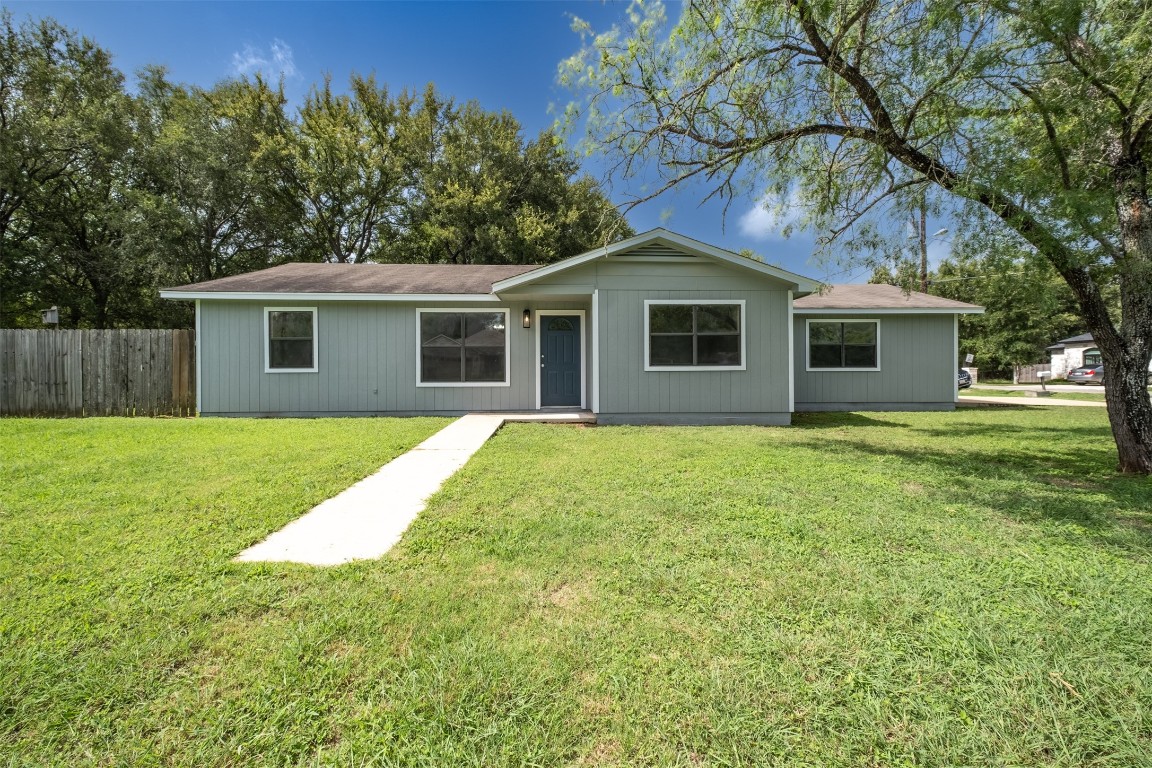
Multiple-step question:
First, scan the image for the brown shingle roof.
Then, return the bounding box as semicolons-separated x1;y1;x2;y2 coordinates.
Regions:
164;263;542;295
794;283;982;311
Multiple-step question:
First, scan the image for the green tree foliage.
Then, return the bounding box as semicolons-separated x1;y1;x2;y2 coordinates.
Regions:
389;88;629;264
0;14;628;328
0;12;149;328
562;0;1152;472
276;74;407;264
135;70;300;284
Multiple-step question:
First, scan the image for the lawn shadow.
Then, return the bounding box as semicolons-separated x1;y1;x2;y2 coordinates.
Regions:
790;412;911;429
799;432;1152;553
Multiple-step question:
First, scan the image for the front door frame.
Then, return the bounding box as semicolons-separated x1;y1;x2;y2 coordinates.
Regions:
535;309;587;410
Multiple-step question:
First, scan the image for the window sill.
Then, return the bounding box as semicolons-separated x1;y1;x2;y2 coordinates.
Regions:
644;365;747;372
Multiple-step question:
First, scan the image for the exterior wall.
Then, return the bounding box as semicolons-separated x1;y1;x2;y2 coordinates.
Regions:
792;313;956;410
1050;343;1095;378
507;259;793;420
198;299;587;415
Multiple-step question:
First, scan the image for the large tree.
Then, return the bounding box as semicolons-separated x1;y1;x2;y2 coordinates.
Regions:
272;74;409;264
390;88;631;264
0;12;150;328
136;70;299;288
562;0;1152;473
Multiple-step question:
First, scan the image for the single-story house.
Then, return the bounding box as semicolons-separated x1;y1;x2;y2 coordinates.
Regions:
160;228;983;424
1046;333;1099;378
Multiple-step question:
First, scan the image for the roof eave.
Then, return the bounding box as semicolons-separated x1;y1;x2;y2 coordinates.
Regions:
792;306;985;315
158;290;501;302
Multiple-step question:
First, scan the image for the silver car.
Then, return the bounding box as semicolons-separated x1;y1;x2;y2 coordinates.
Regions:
1067;364;1104;385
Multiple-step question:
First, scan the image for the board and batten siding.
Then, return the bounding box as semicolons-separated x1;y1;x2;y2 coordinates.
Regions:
198;299;586;415
515;258;794;423
792;313;957;410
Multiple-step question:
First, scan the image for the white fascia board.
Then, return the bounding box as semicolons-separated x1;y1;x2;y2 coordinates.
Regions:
159;291;500;302
490;227;822;294
793;307;985;315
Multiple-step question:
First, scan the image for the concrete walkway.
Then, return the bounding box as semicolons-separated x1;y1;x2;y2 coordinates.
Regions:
958;395;1106;407
235;412;592;566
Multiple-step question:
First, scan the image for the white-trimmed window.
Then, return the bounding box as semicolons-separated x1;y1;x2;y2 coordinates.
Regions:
418;310;510;386
644;300;746;371
265;307;317;373
807;319;879;370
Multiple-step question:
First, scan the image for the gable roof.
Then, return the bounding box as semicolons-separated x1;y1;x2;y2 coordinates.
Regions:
160;263;538;300
1046;332;1095;351
490;228;822;294
793;284;983;314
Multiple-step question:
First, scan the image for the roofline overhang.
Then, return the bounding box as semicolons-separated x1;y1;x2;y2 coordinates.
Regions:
793;307;985;315
158;290;500;302
490;228;822;294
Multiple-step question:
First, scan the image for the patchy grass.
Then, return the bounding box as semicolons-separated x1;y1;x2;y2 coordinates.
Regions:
2;410;1151;766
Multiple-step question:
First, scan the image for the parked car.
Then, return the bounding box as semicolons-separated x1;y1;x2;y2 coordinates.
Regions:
1067;364;1105;385
957;369;972;389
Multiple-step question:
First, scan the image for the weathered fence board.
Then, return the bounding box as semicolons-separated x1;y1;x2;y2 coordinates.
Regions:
0;329;196;417
1014;364;1049;384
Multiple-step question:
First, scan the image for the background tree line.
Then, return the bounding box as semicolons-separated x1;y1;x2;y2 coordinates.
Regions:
0;13;630;329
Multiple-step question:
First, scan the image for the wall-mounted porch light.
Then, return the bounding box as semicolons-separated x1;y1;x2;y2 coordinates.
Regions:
522;309;532;329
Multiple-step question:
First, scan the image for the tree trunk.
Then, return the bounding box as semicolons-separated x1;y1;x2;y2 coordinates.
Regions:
1100;353;1152;473
1104;149;1152;473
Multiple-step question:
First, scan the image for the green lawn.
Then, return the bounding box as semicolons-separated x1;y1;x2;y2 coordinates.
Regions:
2;411;1151;766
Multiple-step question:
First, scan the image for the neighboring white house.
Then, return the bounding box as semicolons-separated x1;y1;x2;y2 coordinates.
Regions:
1047;332;1152;378
1046;333;1099;378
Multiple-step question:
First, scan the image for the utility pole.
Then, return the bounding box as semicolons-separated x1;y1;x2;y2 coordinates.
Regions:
910;205;948;293
917;207;928;293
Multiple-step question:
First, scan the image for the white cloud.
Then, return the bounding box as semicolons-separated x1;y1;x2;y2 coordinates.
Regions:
232;38;298;79
738;192;805;241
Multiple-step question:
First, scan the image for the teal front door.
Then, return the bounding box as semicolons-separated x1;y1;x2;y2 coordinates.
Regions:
540;315;582;407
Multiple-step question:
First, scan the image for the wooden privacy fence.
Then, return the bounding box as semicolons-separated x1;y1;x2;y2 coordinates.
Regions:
0;329;195;417
1014;364;1049;384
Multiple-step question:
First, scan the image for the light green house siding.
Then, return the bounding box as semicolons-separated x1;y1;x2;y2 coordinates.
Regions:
198;299;586;415
792;313;957;410
503;258;794;424
189;235;967;420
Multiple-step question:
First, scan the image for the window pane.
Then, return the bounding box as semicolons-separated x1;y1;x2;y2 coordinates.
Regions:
844;345;877;368
808;322;841;345
843;322;876;345
465;312;505;336
697;334;740;366
421;313;462;346
269;339;313;369
650;335;693;366
269;311;312;340
464;313;506;348
649;304;693;333
464;347;505;381
809;344;843;368
695;304;740;333
421;347;462;382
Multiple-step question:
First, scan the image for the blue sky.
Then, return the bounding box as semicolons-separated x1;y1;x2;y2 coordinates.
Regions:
6;0;912;281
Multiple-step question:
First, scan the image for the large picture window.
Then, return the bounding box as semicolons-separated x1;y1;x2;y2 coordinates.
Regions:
645;301;745;370
265;307;317;372
807;320;879;370
419;311;508;385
